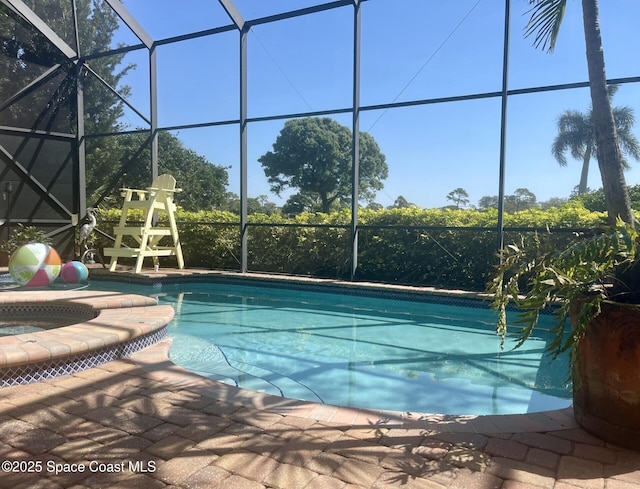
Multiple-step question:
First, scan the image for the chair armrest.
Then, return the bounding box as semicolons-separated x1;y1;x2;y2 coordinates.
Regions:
146;186;182;194
120;188;148;200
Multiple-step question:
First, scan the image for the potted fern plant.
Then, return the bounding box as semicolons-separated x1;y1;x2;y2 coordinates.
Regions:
489;221;640;448
489;0;640;449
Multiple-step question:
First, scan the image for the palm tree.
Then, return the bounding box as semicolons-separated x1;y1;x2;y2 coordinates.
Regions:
526;0;635;225
552;85;640;195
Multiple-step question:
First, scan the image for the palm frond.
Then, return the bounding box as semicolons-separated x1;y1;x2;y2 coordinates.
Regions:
552;110;592;165
607;84;620;99
614;106;637;134
524;0;568;53
613;106;640;167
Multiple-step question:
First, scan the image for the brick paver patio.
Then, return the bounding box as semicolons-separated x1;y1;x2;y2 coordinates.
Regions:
0;341;639;488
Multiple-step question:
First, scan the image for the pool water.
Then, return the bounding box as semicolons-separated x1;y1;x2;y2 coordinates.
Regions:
0;317;84;335
91;281;571;415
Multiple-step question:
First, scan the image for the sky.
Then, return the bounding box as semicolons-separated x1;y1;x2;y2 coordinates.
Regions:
102;0;640;210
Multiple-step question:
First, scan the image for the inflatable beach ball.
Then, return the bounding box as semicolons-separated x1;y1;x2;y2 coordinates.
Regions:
8;243;61;287
60;261;89;283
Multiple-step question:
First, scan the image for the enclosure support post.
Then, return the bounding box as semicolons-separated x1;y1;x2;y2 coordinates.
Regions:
350;0;362;281
150;45;159;182
497;0;511;258
239;26;249;273
76;64;87;221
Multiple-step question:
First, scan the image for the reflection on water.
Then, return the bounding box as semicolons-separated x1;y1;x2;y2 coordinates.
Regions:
90;280;572;415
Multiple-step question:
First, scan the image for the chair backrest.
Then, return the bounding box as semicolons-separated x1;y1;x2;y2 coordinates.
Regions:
149;174;179;207
121;174;179;203
152;174;177;191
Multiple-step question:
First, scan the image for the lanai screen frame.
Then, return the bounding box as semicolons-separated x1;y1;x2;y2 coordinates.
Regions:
1;0;639;280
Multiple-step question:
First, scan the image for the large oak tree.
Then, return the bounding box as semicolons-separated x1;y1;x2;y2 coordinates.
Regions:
87;131;229;211
259;117;388;213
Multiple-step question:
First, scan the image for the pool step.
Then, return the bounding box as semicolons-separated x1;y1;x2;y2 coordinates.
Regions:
170;339;324;402
178;359;284;397
231;361;324;403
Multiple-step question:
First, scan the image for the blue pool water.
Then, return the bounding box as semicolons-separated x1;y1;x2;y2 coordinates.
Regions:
91;281;571;415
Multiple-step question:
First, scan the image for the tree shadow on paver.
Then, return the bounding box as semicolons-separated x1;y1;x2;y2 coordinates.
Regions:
2;359;640;489
0;364;455;487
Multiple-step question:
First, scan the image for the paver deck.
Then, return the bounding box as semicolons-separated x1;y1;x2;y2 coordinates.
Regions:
0;268;639;488
1;345;639;489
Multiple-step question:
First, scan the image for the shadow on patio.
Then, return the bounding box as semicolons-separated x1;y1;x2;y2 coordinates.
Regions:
0;345;639;489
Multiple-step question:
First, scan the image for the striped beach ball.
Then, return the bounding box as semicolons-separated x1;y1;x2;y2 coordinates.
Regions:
60;261;89;283
8;243;61;287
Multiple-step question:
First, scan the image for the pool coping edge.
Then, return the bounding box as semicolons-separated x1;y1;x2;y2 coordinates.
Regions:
130;338;579;435
0;290;174;383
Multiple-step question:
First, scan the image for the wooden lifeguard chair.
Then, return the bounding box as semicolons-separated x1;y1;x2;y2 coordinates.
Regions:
104;173;184;274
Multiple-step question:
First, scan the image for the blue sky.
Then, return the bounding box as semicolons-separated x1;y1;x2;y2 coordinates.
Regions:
107;0;640;209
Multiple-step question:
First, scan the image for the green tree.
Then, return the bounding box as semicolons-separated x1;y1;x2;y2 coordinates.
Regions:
282;193;316;215
478;190;537;213
526;0;634;225
0;2;71;128
505;188;537;212
88;131;228;211
478;195;499;210
77;0;135;135
574;184;640;212
0;0;133;134
221;192;241;214
539;196;568;210
446;188;470;209
256;195;279;215
221;193;275;215
389;195;413;209
552;85;639;195
258;117;388;213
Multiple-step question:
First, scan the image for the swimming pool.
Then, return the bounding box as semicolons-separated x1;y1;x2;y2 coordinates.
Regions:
91;279;571;415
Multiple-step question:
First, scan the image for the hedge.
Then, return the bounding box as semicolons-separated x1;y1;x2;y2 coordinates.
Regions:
93;201;608;291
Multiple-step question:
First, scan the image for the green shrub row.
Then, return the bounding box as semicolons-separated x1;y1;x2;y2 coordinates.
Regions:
94;202;608;291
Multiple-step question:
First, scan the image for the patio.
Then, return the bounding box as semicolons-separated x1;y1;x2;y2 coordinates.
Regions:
0;269;639;488
2;1;640;484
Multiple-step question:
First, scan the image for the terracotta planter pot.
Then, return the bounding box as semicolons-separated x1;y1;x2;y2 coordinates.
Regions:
572;300;640;449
